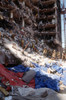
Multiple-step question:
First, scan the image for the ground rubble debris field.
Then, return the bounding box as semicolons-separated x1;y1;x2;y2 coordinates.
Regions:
0;61;66;100
0;0;66;100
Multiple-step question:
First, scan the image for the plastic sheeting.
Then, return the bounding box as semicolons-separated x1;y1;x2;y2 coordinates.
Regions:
31;63;66;86
0;64;35;88
50;64;63;74
8;65;29;72
7;63;66;91
61;68;66;85
35;72;60;91
8;64;62;91
44;63;63;74
31;63;60;91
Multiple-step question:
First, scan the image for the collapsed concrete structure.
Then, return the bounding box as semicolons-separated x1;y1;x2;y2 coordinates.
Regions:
0;0;62;65
21;0;61;48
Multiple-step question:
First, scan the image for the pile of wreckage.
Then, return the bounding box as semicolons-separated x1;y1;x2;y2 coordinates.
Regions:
0;0;66;100
0;61;66;100
0;0;66;65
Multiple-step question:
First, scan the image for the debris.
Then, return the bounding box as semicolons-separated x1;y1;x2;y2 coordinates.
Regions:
61;71;66;86
62;51;66;60
0;0;65;99
43;48;48;56
5;96;12;100
8;63;62;91
0;51;5;64
0;64;35;88
0;32;1;38
21;40;24;48
0;0;63;65
0;60;66;99
56;51;61;59
12;87;66;100
52;50;56;59
18;87;35;96
24;42;29;51
41;91;48;98
0;86;9;96
22;70;36;83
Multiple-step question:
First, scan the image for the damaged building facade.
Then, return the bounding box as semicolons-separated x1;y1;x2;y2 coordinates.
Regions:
0;0;62;65
25;0;61;49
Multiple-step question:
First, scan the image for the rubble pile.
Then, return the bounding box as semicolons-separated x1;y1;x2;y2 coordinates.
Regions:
0;0;64;65
0;0;52;64
0;62;66;100
0;1;66;100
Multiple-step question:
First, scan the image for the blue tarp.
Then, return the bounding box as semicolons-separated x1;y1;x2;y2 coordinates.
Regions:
8;63;66;92
44;63;63;74
61;72;66;86
61;68;66;85
8;65;29;72
35;72;60;91
9;63;66;91
31;63;61;80
51;64;63;74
